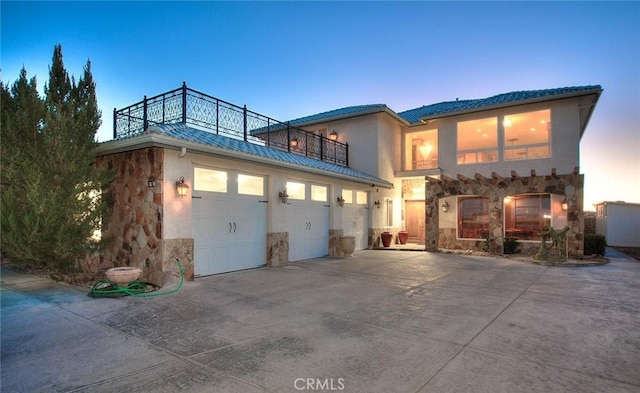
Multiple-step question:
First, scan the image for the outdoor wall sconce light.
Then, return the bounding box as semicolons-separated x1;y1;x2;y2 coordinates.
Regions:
441;201;449;213
175;176;189;198
279;190;289;204
148;177;156;187
374;200;381;209
337;196;345;207
328;129;338;141
290;137;299;147
561;198;569;211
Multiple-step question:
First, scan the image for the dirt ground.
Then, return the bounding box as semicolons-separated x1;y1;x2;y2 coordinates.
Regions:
1;261;105;288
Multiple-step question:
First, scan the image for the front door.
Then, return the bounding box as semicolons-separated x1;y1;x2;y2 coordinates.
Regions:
405;200;425;241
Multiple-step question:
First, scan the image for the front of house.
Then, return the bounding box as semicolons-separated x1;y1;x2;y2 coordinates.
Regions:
92;84;602;285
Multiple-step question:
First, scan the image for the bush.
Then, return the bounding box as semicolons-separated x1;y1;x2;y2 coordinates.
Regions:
503;237;520;254
584;234;607;256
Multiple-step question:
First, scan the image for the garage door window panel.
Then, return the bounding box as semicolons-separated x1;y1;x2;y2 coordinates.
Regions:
195;168;228;193
237;174;264;196
342;190;353;204
287;181;305;200
311;185;327;202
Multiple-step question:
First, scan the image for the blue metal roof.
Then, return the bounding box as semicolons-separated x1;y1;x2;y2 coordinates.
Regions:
279;86;601;126
398;85;602;124
286;104;388;125
147;123;393;186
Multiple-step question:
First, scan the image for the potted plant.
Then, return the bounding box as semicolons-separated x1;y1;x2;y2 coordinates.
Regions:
398;230;409;245
381;231;393;247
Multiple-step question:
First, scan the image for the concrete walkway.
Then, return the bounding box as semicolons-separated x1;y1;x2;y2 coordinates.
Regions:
2;249;639;392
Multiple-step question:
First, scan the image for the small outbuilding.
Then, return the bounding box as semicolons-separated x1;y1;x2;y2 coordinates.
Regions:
594;201;640;247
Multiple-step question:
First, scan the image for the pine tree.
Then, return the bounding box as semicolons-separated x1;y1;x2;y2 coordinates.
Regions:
1;69;48;263
1;45;112;271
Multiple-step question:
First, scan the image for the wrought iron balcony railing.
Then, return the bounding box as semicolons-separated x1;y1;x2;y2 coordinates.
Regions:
113;82;349;166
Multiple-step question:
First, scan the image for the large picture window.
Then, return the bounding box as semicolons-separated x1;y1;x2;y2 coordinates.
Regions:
458;197;489;239
405;129;438;170
457;117;498;164
504;109;551;160
504;194;551;240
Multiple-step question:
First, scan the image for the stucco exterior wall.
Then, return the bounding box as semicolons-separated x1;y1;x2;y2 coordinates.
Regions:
595;202;640;247
162;148;379;267
437;99;582;179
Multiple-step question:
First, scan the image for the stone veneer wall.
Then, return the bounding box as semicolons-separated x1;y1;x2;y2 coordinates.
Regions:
426;173;585;257
95;147;165;286
584;212;596;235
163;238;194;282
329;229;344;256
267;232;289;267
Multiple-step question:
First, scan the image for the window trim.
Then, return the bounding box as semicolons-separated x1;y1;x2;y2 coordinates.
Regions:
457;196;489;240
456;117;498;165
504;193;552;241
502;109;551;161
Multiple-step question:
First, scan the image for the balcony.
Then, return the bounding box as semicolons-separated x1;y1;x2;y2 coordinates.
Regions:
113;83;348;166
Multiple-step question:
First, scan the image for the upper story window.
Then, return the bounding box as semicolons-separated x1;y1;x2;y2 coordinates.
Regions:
504;109;551;160
405;129;438;170
457;117;498;164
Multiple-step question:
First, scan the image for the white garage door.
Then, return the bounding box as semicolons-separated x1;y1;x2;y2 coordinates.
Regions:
342;190;369;251
192;168;267;276
286;182;330;262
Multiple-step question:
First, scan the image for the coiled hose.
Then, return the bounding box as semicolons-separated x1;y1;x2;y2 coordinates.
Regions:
88;258;184;298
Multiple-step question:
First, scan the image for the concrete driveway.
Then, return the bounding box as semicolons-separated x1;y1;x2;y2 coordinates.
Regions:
2;249;639;392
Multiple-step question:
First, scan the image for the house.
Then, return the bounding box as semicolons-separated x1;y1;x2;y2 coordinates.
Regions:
594;201;640;247
91;83;602;285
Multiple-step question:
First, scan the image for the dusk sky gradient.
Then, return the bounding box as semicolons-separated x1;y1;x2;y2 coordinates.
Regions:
2;1;639;210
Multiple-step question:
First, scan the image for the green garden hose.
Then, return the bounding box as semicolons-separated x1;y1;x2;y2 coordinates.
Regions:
88;258;184;298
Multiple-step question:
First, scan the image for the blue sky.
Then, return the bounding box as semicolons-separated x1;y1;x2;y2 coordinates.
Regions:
2;1;639;209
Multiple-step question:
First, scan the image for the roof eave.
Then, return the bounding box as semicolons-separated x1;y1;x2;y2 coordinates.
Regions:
578;89;603;139
293;106;409;128
417;87;603;124
95;134;393;189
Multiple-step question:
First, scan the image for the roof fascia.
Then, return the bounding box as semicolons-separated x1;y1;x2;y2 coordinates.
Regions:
577;90;602;139
294;107;409;128
417;87;603;123
95;134;393;189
